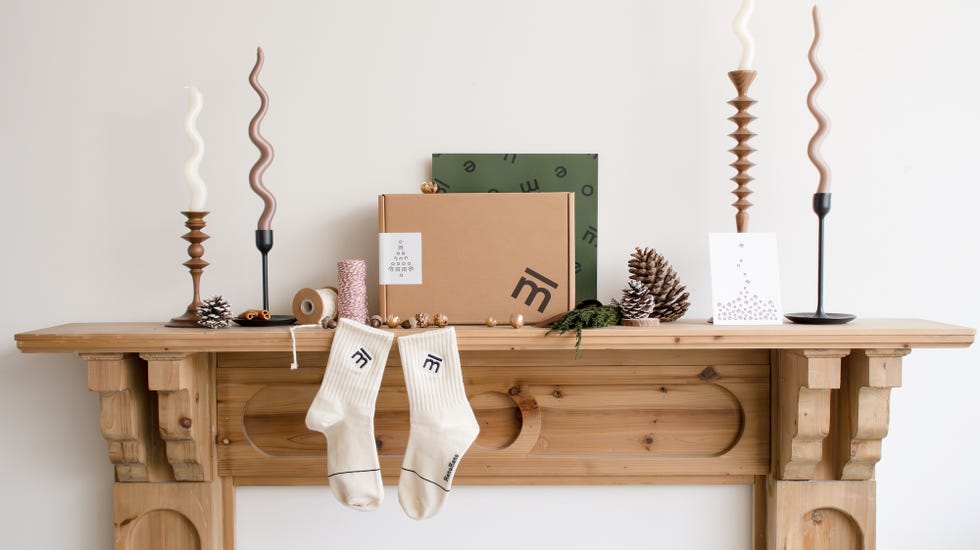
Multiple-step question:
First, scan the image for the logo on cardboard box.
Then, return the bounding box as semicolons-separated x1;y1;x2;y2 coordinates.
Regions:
511;267;559;314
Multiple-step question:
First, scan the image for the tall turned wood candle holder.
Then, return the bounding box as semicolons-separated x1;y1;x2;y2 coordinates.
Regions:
166;211;209;328
728;69;757;233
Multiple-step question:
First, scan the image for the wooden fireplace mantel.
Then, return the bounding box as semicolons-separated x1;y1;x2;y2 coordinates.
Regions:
15;319;974;549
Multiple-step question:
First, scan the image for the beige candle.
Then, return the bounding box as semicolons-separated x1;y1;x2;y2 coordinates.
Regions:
248;47;277;229
807;5;832;194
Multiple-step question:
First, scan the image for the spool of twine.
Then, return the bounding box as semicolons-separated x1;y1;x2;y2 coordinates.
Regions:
337;259;369;324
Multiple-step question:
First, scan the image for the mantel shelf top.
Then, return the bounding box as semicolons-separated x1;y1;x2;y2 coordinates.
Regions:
14;318;974;354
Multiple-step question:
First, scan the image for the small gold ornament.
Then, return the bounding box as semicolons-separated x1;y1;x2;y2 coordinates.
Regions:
415;312;431;328
509;313;524;328
433;313;449;327
485;316;498;327
420;181;438;194
386;315;401;328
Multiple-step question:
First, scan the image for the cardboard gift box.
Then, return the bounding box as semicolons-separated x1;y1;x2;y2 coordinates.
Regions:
378;192;575;325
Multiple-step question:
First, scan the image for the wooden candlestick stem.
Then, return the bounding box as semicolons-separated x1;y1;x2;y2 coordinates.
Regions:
166;211;210;328
255;229;273;312
728;70;757;233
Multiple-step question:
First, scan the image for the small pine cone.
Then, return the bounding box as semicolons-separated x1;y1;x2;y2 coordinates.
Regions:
197;295;234;329
415;312;431;328
620;280;655;320
627;247;690;322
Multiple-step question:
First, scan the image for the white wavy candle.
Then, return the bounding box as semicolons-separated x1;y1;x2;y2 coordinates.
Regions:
182;86;207;211
733;0;756;70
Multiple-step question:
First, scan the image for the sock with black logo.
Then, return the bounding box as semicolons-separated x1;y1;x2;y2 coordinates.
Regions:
396;327;480;519
305;318;393;511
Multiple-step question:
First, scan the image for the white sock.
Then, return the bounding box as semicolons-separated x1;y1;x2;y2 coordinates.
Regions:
396;327;480;519
305;318;393;511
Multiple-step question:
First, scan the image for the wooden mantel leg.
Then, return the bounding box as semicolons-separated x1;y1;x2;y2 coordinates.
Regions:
768;348;907;549
84;352;230;550
769;349;875;550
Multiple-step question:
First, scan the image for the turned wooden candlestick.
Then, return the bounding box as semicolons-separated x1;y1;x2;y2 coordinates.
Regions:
166;211;210;328
728;69;757;233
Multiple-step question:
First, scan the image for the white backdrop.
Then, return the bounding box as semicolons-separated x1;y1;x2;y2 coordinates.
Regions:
2;1;978;548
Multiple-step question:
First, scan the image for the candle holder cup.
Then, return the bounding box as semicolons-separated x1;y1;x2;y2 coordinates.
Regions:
166;211;209;328
785;193;855;325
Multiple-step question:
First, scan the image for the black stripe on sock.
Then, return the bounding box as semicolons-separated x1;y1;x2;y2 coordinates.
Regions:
328;468;381;478
401;467;450;493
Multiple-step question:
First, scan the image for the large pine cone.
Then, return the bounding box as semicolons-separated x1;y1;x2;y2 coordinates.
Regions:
627;247;690;322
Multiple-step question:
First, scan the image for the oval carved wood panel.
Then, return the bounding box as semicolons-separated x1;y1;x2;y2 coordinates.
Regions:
242;382;744;459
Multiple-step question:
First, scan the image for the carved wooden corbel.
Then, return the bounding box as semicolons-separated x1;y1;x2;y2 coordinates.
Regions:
837;349;908;480
775;349;848;480
141;352;214;482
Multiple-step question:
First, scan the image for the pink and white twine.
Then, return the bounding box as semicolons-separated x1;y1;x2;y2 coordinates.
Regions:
337;259;369;323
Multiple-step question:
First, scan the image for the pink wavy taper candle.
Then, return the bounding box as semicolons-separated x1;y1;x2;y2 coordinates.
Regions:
248;47;276;230
807;6;831;194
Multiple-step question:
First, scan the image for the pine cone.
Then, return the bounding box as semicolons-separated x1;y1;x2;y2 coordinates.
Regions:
197;295;234;329
620;280;655;320
627;247;690;322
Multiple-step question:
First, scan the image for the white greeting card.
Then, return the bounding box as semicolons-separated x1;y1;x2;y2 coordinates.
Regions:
379;232;422;285
709;233;783;325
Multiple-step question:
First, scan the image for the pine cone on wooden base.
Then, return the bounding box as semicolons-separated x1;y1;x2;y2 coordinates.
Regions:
197;295;234;329
627;247;690;322
619;280;659;326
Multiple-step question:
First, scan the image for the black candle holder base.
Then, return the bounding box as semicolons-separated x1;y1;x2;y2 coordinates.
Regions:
785;311;855;325
233;314;296;327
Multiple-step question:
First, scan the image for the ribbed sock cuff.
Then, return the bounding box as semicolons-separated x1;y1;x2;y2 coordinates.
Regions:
397;327;467;412
318;319;393;408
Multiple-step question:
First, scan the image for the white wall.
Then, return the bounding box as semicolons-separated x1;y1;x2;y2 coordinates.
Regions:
2;1;978;548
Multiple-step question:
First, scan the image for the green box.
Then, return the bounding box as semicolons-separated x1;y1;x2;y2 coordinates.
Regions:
432;153;597;304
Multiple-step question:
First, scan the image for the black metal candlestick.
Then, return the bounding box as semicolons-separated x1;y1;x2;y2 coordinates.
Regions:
232;229;296;326
786;193;855;324
256;229;272;311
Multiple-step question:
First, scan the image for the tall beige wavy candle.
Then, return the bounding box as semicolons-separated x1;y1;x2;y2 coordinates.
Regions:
807;5;831;194
248;47;276;230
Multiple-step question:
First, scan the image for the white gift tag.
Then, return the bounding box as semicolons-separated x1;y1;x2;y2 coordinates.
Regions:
709;233;783;325
379;232;422;285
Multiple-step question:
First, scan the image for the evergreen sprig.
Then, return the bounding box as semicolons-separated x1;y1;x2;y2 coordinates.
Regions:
546;304;621;356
